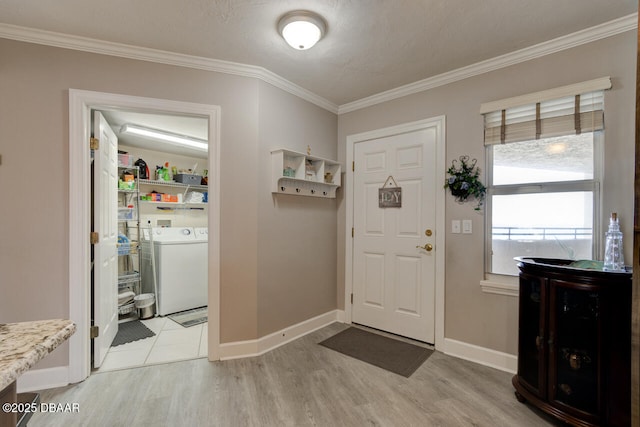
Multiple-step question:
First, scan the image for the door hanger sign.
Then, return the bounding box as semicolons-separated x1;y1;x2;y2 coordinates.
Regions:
379;176;402;208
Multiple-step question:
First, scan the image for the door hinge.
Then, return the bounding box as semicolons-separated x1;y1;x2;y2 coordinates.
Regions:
90;325;99;339
90;232;99;244
90;137;99;150
352;161;355;172
352;227;354;238
351;293;354;304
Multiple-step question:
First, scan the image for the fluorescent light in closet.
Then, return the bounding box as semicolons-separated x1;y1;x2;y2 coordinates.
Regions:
120;124;208;152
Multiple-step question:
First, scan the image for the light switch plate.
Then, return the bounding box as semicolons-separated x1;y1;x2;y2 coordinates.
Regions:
451;220;461;234
462;219;472;234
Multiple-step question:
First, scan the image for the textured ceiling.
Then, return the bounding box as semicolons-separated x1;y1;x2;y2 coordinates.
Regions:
0;0;636;106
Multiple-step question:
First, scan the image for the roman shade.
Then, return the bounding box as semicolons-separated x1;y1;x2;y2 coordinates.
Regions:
481;77;611;145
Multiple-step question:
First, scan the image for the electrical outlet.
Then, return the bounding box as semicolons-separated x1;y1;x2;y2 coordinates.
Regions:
462;219;472;234
451;220;461;234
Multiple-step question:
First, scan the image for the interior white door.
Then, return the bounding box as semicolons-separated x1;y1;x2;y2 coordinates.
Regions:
92;111;119;368
352;128;437;343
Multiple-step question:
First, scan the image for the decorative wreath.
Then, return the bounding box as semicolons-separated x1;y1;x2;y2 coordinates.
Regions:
444;155;486;211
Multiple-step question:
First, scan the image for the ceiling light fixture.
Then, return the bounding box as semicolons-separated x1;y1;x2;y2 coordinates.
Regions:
120;124;208;152
278;10;326;50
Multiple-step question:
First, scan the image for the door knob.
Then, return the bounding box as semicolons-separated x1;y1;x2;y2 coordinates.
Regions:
416;243;433;252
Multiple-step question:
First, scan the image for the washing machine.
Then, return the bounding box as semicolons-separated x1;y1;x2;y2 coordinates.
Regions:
194;227;208;242
141;227;207;316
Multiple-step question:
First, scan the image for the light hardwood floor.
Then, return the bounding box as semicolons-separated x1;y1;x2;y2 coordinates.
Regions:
31;323;561;426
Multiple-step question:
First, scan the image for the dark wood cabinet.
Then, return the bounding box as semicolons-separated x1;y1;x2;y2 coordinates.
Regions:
513;257;632;427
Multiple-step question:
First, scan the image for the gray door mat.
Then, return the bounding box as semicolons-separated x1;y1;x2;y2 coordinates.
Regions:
319;327;433;377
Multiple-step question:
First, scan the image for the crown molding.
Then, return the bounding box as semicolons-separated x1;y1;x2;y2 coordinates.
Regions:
0;23;339;114
338;13;638;114
1;13;636;116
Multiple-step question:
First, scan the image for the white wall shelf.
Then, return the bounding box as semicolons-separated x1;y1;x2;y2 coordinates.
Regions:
271;149;342;199
138;179;207;190
140;201;207;206
139;178;208;209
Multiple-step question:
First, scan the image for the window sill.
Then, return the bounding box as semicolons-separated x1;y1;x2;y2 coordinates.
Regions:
480;274;519;297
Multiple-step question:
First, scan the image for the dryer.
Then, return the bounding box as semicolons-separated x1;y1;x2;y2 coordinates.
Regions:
141;227;207;316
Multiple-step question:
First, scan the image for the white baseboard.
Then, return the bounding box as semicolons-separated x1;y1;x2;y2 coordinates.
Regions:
18;313;515;391
219;309;343;360
443;338;517;374
18;310;344;389
17;366;70;393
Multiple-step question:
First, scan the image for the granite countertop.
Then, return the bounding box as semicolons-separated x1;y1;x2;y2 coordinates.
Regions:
0;319;76;391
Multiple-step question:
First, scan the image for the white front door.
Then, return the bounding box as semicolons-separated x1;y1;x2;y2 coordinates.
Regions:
92;111;119;368
352;127;438;343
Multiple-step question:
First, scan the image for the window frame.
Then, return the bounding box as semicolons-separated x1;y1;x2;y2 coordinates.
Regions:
484;131;603;277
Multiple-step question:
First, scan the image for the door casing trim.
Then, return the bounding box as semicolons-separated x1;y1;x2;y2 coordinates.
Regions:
68;89;221;382
344;116;446;349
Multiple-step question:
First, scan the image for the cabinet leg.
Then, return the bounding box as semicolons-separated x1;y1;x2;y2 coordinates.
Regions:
514;390;526;403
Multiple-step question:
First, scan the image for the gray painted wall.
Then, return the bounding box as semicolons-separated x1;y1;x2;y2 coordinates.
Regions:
256;81;338;336
337;31;637;355
0;38;338;369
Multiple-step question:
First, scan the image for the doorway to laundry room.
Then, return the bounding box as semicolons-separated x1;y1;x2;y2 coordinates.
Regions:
68;89;221;383
92;107;210;372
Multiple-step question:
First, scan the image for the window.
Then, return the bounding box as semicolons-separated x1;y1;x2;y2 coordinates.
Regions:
481;79;608;276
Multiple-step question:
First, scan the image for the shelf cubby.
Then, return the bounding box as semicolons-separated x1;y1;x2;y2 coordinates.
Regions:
271;149;341;199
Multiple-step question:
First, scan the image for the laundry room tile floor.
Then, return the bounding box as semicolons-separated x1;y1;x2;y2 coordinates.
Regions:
96;317;208;372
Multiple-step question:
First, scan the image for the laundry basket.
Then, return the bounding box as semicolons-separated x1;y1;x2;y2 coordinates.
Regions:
134;293;155;319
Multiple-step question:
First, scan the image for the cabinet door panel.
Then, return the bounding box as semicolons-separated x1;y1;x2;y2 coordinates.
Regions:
549;279;601;422
517;273;547;398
